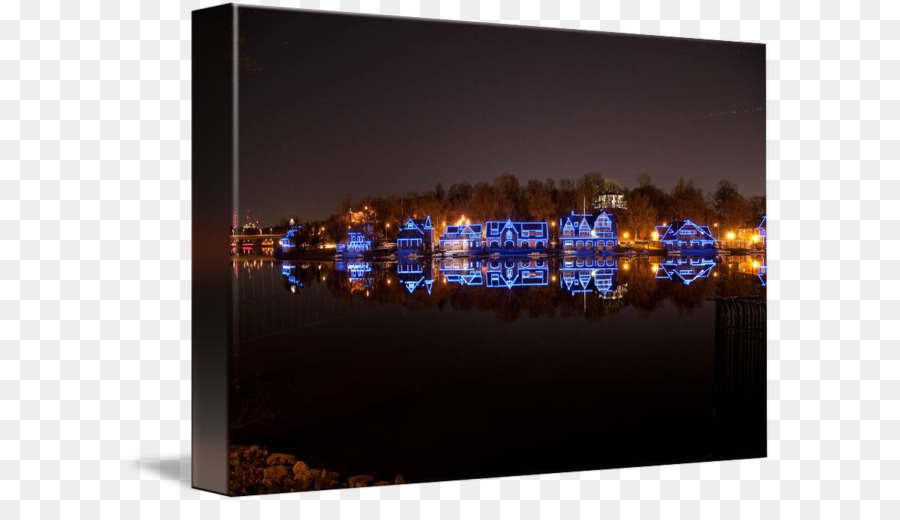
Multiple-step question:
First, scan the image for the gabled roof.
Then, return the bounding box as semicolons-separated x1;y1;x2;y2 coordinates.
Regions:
485;219;548;237
656;220;715;241
399;216;433;235
441;223;483;237
560;210;617;230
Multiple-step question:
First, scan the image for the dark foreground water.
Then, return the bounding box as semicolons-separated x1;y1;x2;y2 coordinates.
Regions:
229;255;766;486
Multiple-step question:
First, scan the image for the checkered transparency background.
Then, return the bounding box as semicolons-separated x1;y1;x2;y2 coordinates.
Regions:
1;0;897;517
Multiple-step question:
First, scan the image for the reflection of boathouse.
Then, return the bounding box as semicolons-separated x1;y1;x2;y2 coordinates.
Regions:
558;257;620;297
559;210;618;252
439;258;483;286
485;259;549;288
397;216;434;253
439;223;483;252
280;261;306;290
397;261;434;294
655;256;716;285
485;219;549;249
336;260;373;287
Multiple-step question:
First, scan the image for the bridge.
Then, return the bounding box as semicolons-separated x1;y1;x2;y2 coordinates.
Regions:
231;233;285;254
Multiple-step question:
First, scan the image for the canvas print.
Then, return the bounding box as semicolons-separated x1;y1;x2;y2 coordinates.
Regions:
193;5;766;496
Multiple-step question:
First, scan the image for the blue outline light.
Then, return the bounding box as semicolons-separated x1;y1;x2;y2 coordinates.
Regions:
397;216;434;251
558;257;619;296
559;210;618;253
484;219;549;250
397;261;434;294
655;256;716;285
439;223;484;252
485;259;549;288
337;231;372;254
280;225;301;251
439;258;484;286
655;220;716;250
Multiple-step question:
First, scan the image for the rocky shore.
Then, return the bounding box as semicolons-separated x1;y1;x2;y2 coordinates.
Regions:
229;445;405;495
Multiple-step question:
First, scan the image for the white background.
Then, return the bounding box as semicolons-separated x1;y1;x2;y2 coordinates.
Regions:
2;0;898;518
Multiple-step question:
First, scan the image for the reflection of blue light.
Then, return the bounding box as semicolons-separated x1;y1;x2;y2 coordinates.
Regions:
485;259;548;288
347;261;372;281
558;258;618;295
397;261;433;294
758;263;767;286
655;256;716;285
439;258;483;286
280;262;303;288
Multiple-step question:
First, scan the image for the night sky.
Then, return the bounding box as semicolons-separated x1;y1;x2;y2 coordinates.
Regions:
235;7;765;225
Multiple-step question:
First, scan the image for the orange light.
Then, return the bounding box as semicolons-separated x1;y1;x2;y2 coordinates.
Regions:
726;232;736;240
651;231;659;240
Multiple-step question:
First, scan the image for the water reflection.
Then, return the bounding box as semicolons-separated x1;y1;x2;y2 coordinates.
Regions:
398;260;434;294
229;254;767;484
655;256;717;285
485;258;549;288
559;257;621;297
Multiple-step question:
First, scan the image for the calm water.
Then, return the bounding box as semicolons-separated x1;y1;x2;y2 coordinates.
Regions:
229;254;766;484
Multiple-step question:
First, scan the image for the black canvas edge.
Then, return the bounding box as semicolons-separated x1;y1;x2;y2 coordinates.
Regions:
191;3;234;496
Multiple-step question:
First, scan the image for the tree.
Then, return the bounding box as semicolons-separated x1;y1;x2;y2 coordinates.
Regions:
622;191;657;239
493;174;521;219
323;214;348;243
470;182;496;222
671;177;708;222
748;195;766;220
711;180;752;232
524;179;556;222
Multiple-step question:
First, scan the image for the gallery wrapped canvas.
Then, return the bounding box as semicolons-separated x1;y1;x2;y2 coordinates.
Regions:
192;4;766;496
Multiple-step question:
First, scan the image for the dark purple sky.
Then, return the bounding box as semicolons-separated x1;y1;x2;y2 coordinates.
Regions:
236;7;765;225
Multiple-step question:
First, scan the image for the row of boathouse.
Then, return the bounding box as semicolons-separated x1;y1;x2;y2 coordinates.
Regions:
281;210;763;256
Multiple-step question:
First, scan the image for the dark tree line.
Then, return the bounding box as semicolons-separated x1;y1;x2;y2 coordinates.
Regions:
282;172;764;244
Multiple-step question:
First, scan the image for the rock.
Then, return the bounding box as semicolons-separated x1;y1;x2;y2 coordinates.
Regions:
394;474;405;485
266;453;296;466
348;475;374;487
314;469;340;490
373;480;390;486
262;464;291;481
292;461;310;476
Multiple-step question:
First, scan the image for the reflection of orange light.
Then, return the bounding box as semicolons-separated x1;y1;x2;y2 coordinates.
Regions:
551;276;557;282
726;232;736;240
652;263;658;272
752;261;760;268
623;263;630;270
713;272;718;277
651;231;658;240
752;235;760;243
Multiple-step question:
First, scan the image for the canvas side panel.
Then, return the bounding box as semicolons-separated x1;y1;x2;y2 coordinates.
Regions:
191;3;234;496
